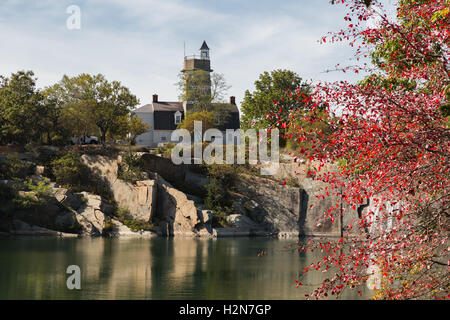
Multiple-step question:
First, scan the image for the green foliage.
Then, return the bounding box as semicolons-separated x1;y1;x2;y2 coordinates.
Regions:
109;113;150;145
51;153;90;188
358;74;417;91
51;73;140;144
206;164;239;190
177;110;215;134
0;71;48;144
12;178;52;209
103;218;115;233
23;178;52;199
123;219;154;232
285;109;334;153
240;69;309;131
210;206;231;228
117;151;145;183
204;164;240;227
0;153;31;180
114;206;153;232
205;178;226;211
286;177;300;188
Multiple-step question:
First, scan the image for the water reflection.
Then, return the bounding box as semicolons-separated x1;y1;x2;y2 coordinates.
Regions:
0;238;372;300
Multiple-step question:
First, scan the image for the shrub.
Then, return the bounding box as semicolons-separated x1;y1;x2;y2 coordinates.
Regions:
114;206;153;232
12;178;52;209
206;164;239;190
205;178;226;210
117;151;145;184
23;178;52;199
51;153;90;188
210;206;231;228
0;153;31;180
103;218;115;233
123;219;154;232
286;177;300;188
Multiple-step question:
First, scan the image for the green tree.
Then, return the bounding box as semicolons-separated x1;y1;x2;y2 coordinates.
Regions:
55;74;139;144
240;69;310;131
0;71;49;144
177;110;215;135
110;113;150;145
51;153;90;188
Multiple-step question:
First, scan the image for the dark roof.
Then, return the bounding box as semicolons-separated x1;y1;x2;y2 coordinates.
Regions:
134;102;183;113
210;103;239;113
199;41;209;50
133;104;152;113
153;102;183;111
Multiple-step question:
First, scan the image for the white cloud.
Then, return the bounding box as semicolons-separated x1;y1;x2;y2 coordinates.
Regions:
0;0;366;111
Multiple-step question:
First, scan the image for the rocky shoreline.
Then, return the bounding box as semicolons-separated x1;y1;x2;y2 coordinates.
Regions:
0;148;365;239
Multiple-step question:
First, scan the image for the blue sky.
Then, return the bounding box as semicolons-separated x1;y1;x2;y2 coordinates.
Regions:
0;0;395;110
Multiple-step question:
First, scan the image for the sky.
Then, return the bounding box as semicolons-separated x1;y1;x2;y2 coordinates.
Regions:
0;0;395;111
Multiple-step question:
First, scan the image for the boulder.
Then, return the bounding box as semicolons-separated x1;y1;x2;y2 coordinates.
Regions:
53;188;82;210
75;193;106;236
35;165;45;176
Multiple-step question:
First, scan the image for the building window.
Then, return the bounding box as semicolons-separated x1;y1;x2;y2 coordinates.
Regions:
174;111;182;125
161;136;167;142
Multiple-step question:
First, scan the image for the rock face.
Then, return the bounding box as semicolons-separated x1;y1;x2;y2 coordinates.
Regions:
155;175;213;237
270;161;361;236
235;175;303;236
81;154;213;238
81;154;156;223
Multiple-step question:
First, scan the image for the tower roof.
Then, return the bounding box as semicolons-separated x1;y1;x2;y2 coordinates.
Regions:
199;41;209;50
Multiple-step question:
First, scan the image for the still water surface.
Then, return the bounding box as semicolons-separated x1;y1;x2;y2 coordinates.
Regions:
0;237;373;300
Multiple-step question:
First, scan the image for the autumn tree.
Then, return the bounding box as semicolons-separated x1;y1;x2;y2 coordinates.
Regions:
281;0;449;299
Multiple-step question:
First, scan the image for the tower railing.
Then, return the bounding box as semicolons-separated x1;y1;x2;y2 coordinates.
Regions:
184;54;209;60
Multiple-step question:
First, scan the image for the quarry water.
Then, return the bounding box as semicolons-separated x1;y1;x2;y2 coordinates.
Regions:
0;237;373;300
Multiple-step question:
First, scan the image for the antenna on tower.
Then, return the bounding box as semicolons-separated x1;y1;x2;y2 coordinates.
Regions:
183;41;186;58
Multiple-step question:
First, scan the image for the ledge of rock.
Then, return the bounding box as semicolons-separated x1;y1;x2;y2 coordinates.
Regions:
11;220;78;238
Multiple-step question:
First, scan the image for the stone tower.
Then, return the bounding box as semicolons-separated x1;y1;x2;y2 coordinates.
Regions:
181;41;213;113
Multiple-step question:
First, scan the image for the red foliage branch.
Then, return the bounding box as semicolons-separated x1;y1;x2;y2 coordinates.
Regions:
280;0;449;299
